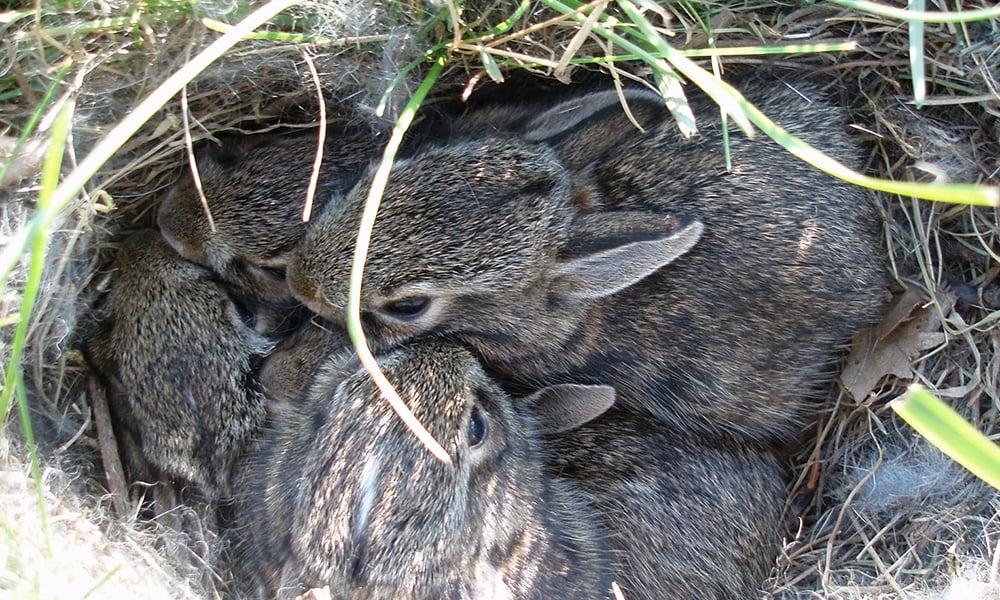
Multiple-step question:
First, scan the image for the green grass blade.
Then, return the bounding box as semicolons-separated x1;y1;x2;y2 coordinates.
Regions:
483;41;861;71
0;93;72;427
346;54;453;465
653;69;697;138
892;385;1000;491
740;99;999;205
15;369;50;552
540;0;754;136
617;0;753;136
496;41;860;70
480;47;505;82
680;41;859;58
81;563;123;598
829;0;1000;23
36;15;136;37
908;0;925;108
376;44;448;117
0;64;71;191
484;0;531;37
0;94;74;555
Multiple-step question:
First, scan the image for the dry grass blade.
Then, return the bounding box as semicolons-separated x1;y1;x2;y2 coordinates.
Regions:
301;50;326;223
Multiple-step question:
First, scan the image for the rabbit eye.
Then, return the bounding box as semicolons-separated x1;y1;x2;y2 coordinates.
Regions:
468;405;489;448
380;296;431;320
239;260;287;283
254;263;287;281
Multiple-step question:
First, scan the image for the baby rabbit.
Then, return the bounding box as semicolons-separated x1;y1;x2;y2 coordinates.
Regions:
85;229;276;498
256;318;350;405
549;412;787;599
235;340;616;599
287;80;887;444
237;340;784;599
157;126;378;303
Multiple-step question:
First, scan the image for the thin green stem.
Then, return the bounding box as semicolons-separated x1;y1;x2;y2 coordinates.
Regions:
830;0;1000;23
346;54;453;465
739;98;998;205
907;0;926;108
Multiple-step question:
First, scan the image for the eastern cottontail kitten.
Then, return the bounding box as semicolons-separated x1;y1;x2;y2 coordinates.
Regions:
85;230;276;497
157;127;378;303
235;340;616;599
549;410;787;599
256;318;350;405
237;339;783;599
287;79;887;443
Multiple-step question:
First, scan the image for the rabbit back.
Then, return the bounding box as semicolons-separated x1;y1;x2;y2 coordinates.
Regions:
550;409;787;599
85;230;275;497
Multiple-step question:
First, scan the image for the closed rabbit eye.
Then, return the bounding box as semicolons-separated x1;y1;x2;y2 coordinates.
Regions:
240;260;287;283
468;404;489;448
379;296;431;321
253;263;287;281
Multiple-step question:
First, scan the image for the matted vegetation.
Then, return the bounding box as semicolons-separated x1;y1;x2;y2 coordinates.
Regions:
1;0;998;597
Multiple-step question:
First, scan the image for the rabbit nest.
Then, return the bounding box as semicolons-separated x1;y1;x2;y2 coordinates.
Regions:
1;1;999;598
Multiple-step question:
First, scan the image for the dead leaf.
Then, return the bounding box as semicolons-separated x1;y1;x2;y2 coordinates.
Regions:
841;287;955;401
0;135;49;188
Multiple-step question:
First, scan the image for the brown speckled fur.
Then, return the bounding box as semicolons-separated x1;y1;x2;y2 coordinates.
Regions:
234;341;612;599
85;230;276;498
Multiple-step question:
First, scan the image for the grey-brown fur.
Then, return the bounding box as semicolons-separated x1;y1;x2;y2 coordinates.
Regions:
238;338;781;599
287;80;887;443
85;230;276;497
256;319;350;405
157;127;378;303
549;412;787;599
234;341;613;599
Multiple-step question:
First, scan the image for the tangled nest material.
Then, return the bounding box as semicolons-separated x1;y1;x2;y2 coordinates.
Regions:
1;0;998;597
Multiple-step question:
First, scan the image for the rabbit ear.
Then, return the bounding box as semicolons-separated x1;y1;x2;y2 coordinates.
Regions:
524;88;666;170
524;384;616;434
552;214;703;300
234;260;292;303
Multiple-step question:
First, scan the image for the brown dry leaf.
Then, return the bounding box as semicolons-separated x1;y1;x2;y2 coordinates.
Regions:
841;287;954;401
0;135;49;188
